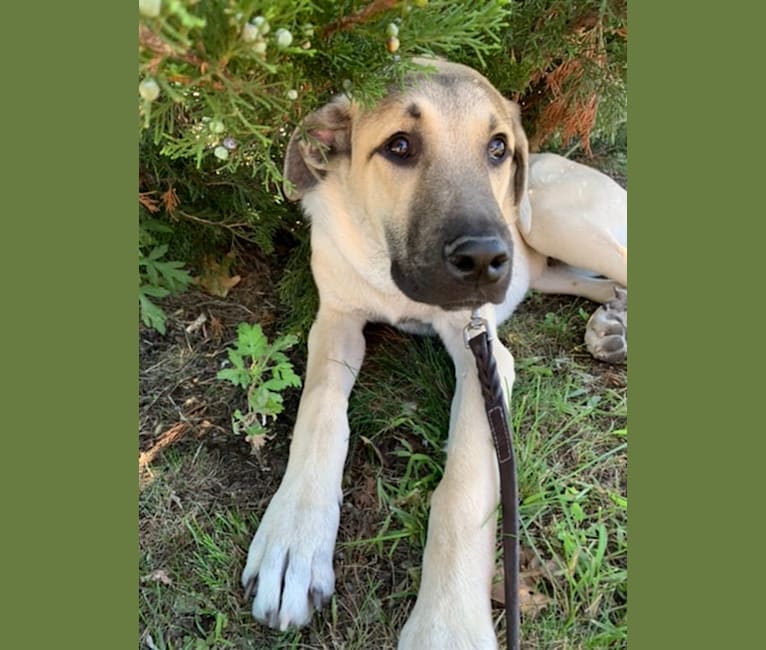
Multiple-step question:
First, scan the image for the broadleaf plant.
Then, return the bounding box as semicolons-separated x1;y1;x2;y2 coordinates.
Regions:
138;238;193;334
217;322;302;444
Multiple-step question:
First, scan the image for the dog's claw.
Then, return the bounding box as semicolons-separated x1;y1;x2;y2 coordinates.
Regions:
243;575;257;601
310;586;331;611
265;609;278;629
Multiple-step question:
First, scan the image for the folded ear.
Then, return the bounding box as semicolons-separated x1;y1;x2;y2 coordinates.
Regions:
283;95;353;202
507;99;532;234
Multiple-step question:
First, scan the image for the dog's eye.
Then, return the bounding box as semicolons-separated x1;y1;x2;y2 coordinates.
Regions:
488;136;508;163
384;134;412;160
386;135;411;157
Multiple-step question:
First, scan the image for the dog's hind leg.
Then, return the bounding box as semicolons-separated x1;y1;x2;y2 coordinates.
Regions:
584;286;627;363
531;263;627;364
531;262;622;303
399;310;512;650
241;307;366;630
521;153;627;287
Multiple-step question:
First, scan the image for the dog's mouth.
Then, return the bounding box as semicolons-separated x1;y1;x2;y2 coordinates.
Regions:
431;286;509;311
439;296;499;310
390;258;511;310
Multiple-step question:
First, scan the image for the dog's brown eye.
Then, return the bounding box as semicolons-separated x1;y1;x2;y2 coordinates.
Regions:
386;134;411;158
488;137;507;162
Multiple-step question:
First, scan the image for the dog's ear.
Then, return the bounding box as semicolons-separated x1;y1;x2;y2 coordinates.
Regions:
507;100;532;234
283;96;352;202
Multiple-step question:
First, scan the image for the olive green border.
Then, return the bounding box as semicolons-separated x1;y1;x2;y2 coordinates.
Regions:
5;2;760;648
3;4;137;647
629;3;761;648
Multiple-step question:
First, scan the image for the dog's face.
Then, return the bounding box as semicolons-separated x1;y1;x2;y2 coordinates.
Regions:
284;60;530;310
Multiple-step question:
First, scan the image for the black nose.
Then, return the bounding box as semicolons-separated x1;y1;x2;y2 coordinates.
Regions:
444;236;511;285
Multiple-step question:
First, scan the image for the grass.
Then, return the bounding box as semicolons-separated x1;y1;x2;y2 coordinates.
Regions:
139;290;627;649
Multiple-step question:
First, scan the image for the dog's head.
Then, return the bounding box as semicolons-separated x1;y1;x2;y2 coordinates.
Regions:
284;59;531;310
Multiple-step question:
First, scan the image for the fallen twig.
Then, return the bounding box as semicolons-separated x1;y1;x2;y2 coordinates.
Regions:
139;422;190;488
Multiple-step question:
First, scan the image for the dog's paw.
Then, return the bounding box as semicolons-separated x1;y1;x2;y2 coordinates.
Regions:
398;604;497;650
585;286;627;364
241;479;340;630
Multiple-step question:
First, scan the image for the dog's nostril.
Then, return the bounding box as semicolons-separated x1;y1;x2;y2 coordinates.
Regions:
451;256;476;273
490;254;508;269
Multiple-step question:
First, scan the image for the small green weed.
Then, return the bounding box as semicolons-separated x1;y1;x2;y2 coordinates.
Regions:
217;322;301;442
139;220;193;334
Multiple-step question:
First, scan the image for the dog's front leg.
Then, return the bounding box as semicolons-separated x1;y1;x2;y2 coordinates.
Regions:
399;316;514;650
241;307;366;630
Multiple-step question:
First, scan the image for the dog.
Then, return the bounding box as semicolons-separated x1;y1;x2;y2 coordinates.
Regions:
241;59;627;649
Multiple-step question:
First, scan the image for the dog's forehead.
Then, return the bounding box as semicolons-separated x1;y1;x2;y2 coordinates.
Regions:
360;70;512;132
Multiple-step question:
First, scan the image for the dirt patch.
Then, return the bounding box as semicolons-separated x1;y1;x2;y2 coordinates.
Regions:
140;248;284;446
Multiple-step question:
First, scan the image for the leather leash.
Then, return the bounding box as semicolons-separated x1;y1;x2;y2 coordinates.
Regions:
464;310;519;650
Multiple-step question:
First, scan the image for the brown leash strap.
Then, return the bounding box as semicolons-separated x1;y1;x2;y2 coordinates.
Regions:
465;314;519;650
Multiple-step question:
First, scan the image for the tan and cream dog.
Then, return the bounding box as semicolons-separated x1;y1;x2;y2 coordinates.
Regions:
241;59;627;649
